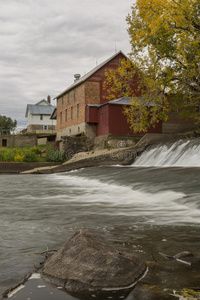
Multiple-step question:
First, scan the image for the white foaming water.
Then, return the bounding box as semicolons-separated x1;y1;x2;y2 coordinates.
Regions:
51;174;200;225
133;139;200;167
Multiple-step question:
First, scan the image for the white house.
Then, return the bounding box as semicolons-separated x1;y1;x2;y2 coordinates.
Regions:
25;96;57;134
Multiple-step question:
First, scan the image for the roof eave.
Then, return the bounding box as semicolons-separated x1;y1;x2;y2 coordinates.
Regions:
54;50;128;100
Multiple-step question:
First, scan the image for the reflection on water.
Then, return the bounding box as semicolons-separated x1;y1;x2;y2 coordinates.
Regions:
0;165;200;299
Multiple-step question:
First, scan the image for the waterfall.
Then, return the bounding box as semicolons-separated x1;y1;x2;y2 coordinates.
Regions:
133;139;200;167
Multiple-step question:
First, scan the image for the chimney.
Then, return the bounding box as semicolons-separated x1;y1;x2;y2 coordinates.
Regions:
47;95;51;104
74;74;81;82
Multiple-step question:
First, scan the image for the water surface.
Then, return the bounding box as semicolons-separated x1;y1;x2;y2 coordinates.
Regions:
1;140;200;299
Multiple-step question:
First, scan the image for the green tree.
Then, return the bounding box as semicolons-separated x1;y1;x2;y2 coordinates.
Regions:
104;0;200;133
0;115;17;134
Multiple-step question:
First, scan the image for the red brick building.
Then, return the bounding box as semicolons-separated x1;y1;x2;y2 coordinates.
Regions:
54;51;195;141
86;97;162;136
54;51;162;141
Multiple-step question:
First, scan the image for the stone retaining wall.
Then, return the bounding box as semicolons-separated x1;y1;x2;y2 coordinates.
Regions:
0;162;59;174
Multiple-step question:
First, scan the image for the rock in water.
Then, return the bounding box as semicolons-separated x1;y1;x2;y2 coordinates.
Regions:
42;229;147;295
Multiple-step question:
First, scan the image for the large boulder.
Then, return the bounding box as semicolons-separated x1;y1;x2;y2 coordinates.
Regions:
42;229;147;297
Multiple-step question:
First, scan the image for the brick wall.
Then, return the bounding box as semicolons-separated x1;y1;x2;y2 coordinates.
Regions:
56;52;128;138
85;81;100;104
57;83;86;133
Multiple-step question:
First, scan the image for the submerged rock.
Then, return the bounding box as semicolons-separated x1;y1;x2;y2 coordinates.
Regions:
42;229;147;295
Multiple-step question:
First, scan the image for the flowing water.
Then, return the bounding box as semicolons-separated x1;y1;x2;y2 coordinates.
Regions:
0;139;200;299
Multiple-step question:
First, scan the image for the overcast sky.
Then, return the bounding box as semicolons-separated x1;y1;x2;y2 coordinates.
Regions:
0;0;133;130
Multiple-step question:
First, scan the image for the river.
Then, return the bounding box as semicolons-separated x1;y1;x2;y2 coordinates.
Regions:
0;139;200;299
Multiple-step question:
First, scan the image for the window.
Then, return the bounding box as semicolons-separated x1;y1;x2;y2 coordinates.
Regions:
78;127;80;133
71;107;73;120
74;88;76;101
40;114;43;120
77;103;79;118
68;93;70;104
43;125;48;130
2;139;7;147
65;109;67;122
60;112;62;124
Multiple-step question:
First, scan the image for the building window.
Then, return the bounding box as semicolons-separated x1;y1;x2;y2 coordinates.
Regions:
78;127;80;133
69;129;71;134
60;112;62;124
40;114;43;120
43;125;48;130
71;107;73;120
74;88;76;101
68;93;70;104
77;103;79;118
65;109;67;122
2;139;7;147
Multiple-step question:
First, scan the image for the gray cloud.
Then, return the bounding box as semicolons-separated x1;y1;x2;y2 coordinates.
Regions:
0;0;133;129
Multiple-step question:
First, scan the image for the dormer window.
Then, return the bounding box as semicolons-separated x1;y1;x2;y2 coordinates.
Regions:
40;115;43;120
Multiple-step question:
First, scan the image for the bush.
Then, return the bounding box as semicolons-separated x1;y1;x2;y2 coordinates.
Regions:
0;148;7;161
23;151;39;162
31;146;43;155
14;153;24;162
0;145;65;163
4;150;16;162
45;147;66;163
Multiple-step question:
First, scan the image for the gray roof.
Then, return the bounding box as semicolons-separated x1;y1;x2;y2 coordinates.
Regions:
86;97;157;108
54;51;128;100
109;97;132;105
25;104;56;117
108;97;157;106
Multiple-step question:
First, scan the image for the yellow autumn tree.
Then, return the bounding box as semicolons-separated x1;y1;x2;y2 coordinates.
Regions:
104;0;200;133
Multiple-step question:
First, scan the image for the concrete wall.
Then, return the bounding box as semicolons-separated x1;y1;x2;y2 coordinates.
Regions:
0;162;59;173
0;135;38;147
163;112;198;133
94;135;141;149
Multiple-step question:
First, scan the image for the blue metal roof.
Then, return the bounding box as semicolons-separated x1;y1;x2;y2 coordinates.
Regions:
25;104;56;117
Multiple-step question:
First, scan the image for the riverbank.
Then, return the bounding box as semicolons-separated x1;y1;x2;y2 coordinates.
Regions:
0;162;60;174
0;133;196;174
21;133;196;174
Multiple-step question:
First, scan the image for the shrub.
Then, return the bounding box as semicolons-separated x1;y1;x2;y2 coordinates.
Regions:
14;153;24;162
45;147;65;163
4;150;16;162
0;148;7;161
31;146;43;155
23;151;39;162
